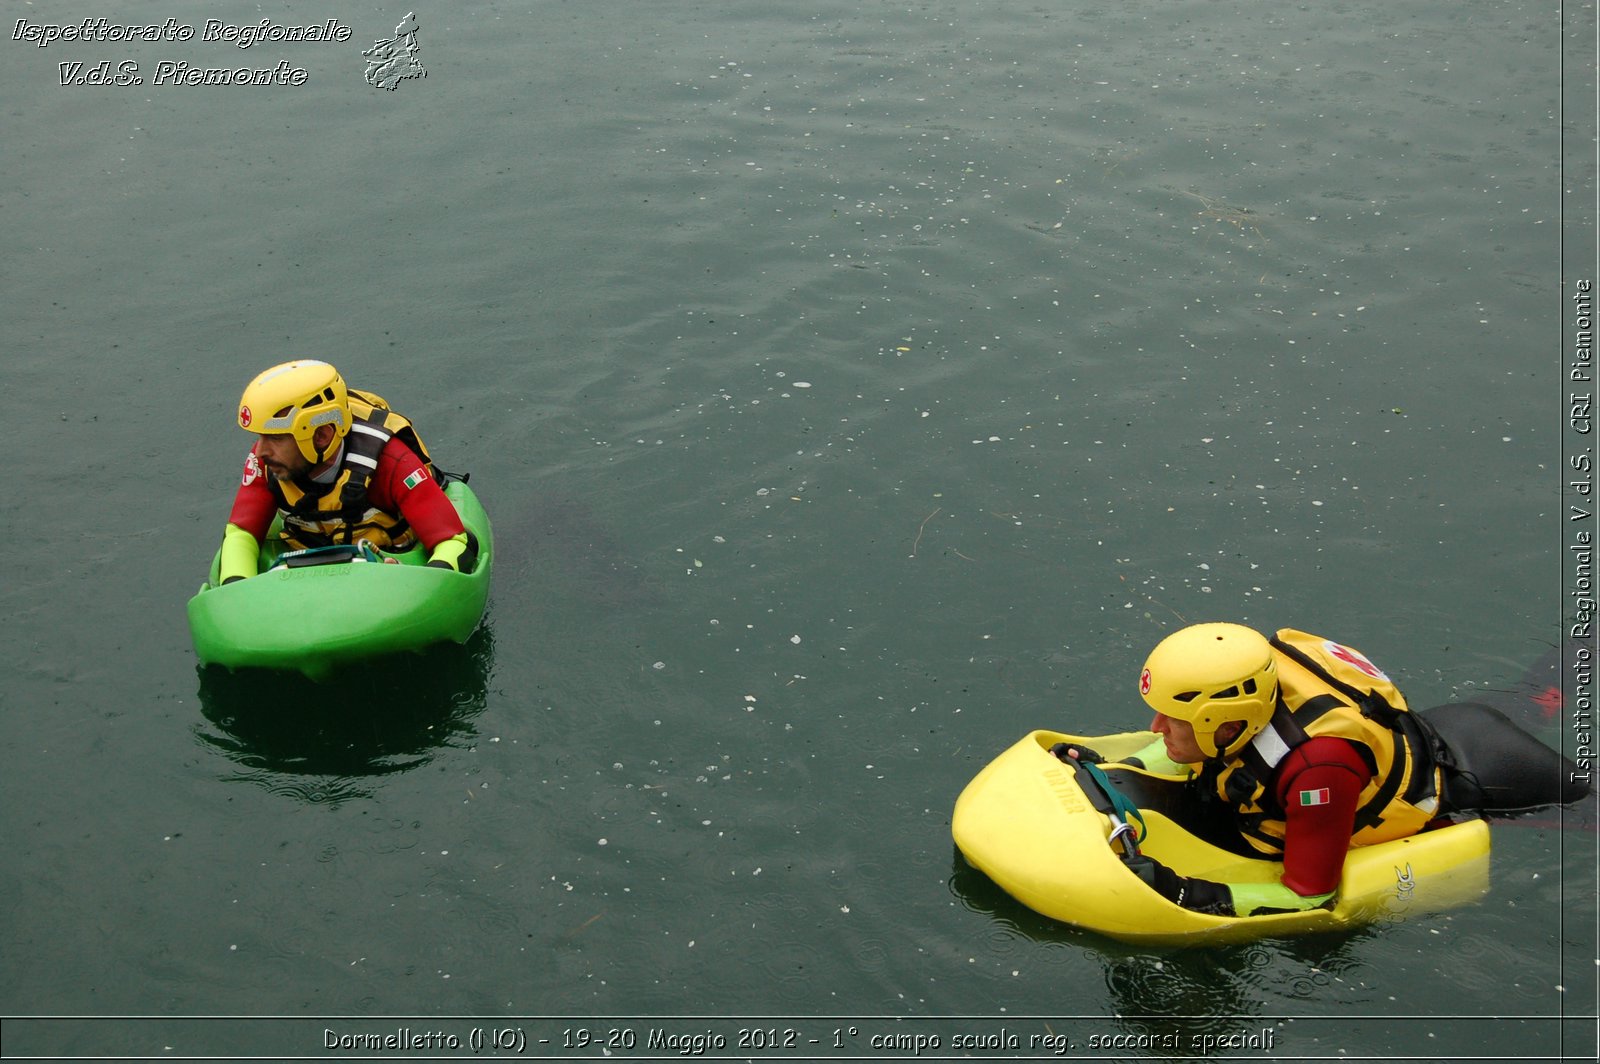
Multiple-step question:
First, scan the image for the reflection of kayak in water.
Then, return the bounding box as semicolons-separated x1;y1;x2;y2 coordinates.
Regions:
952;702;1588;945
186;480;493;680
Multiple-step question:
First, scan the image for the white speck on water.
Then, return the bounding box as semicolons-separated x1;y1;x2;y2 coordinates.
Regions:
790;634;802;644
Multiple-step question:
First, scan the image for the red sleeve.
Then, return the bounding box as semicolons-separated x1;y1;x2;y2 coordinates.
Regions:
1272;737;1373;896
368;436;465;550
226;451;279;539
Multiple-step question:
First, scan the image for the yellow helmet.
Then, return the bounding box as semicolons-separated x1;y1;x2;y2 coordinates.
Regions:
237;360;351;464
1139;622;1278;758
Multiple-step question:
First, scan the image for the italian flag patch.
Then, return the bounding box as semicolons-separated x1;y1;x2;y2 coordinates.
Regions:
403;470;426;490
1298;787;1331;807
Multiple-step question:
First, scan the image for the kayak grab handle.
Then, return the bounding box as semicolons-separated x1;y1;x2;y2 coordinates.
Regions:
1046;742;1150;857
267;541;386;571
1076;761;1149;854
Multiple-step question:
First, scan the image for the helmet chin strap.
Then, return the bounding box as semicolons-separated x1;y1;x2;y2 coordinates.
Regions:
308;424;343;468
312;439;345;474
290;439;346;492
1209;721;1250;759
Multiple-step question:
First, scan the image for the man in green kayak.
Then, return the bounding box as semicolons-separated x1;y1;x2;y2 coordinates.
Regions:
1067;623;1453;918
218;360;471;583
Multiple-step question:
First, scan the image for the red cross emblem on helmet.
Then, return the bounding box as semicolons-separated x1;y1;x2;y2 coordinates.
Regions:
239;405;253;428
1139;667;1152;695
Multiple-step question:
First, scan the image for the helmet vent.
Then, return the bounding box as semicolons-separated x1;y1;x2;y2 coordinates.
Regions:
1172;691;1200;703
1242;678;1257;695
1213;685;1241;700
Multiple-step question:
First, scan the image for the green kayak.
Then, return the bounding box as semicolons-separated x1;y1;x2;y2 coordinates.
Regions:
187;479;493;679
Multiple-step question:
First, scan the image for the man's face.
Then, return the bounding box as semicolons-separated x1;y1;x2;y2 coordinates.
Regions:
1151;712;1208;764
253;433;310;480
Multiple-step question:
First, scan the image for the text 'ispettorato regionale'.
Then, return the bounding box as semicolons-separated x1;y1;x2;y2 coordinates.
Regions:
14;18;353;87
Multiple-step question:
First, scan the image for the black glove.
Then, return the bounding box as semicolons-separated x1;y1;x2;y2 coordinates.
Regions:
1049;742;1104;764
1126;855;1234;915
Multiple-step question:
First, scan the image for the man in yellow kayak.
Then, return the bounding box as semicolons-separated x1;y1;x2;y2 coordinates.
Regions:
218;360;472;583
1068;623;1479;917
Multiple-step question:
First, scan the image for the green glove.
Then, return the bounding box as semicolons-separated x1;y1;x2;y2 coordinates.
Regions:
1227;881;1335;916
427;532;469;571
1131;857;1334;917
218;523;260;584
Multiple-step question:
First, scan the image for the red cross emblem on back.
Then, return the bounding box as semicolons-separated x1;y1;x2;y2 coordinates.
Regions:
1326;641;1386;681
1139;668;1152;695
1533;686;1563;718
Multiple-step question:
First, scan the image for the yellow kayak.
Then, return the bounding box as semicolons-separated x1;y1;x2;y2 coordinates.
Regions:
952;729;1490;945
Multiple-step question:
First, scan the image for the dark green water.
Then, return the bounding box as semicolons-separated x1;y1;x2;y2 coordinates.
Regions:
2;1;1594;1060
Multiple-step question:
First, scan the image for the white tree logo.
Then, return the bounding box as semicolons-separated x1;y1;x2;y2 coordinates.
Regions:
363;12;425;90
